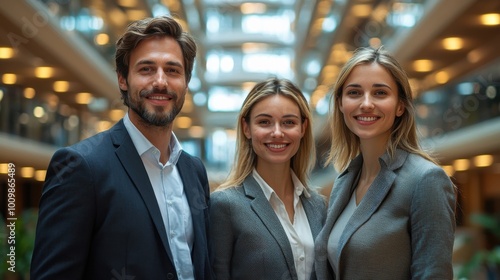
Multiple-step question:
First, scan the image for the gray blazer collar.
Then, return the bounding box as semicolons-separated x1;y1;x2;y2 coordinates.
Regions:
328;149;409;262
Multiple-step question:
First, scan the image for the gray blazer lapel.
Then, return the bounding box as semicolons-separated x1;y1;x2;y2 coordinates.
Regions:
301;194;323;239
243;176;298;280
111;120;174;262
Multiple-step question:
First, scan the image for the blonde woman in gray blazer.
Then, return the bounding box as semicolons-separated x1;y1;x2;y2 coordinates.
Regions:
210;78;326;280
314;47;456;280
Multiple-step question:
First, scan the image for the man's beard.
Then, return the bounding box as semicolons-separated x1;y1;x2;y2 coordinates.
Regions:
129;88;183;127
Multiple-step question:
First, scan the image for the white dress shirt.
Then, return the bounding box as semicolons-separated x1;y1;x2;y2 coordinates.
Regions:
124;114;194;280
252;169;315;280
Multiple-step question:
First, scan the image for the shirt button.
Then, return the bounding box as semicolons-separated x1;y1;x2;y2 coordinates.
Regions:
299;256;305;261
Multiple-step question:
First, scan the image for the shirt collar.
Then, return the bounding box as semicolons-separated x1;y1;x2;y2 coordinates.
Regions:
252;168;310;201
123;113;183;165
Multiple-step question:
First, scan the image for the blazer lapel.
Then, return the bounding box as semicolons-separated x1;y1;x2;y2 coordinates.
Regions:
111;120;174;262
301;195;323;239
243;176;298;280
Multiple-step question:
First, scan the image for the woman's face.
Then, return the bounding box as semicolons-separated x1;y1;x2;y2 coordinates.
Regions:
339;62;404;146
243;94;307;169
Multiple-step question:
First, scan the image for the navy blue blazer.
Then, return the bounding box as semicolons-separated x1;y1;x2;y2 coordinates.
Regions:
31;119;214;280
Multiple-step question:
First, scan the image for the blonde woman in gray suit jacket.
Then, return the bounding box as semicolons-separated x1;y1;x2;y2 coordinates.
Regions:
314;47;456;280
210;78;326;280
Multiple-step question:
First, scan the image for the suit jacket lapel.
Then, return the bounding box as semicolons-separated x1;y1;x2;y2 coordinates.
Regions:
301;195;323;239
176;152;208;275
243;176;298;280
110;120;174;262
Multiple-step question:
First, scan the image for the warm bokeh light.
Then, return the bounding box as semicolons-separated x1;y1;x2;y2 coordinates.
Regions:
189;126;205;138
413;59;433;72
442;37;464;50
480;13;500;26
435;71;450;84
95;33;110;45
0;163;8;174
441;165;455;177
0;47;14;59
2;73;17;84
53;80;70;92
175;116;192;129
75;92;93;104
241;2;266;14
351;4;371;17
20;167;35;178
24;87;36;99
35;170;47;181
35;66;54;78
109;109;125;121
473;154;494;167
453;159;470;171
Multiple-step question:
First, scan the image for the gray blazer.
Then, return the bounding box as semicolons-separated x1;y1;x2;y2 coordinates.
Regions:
210;175;326;280
314;149;456;280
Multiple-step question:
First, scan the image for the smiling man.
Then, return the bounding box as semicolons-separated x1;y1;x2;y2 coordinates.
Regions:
31;16;214;280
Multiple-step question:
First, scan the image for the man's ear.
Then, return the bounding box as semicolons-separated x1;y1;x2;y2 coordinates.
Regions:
117;73;128;92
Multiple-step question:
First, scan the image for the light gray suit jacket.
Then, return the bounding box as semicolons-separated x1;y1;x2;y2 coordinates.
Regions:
314;149;456;280
210;175;326;280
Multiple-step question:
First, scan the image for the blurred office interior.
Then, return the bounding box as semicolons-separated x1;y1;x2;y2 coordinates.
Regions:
0;0;500;278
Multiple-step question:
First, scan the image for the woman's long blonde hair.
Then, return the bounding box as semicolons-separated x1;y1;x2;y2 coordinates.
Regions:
325;46;437;172
218;77;315;190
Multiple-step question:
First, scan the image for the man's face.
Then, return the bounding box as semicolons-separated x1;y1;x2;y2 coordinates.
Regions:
118;36;187;127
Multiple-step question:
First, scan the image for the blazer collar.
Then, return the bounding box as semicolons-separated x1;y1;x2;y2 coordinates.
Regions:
110;120;175;262
242;176;299;280
329;149;409;262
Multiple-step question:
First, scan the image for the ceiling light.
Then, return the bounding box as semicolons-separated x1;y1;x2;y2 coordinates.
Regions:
33;106;46;118
109;109;125;121
480;13;500;26
435;71;449;84
95;33;110;45
117;0;138;8
473;154;493;167
97;120;112;132
75;92;93;104
2;73;17;84
0;47;14;59
53;81;70;92
175;116;192;129
24;87;36;99
126;9;148;21
21;167;35;178
351;4;372;17
189;126;205;138
0;163;8;174
453;159;470;171
35;170;47;181
467;49;482;63
442;37;463;50
240;3;266;14
413;60;433;72
35;67;54;78
441;165;454;177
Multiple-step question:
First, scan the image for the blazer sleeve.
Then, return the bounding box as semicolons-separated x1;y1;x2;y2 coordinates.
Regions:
30;147;96;279
209;190;234;280
409;165;456;279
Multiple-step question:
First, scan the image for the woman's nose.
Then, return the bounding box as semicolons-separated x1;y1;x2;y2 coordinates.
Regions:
271;124;284;138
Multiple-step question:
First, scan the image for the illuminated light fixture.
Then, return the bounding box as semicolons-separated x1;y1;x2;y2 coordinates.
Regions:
0;89;3;102
242;82;257;92
20;167;35;178
480;13;500;26
35;66;54;78
467;49;482;63
109;109;125;121
242;43;268;52
0;163;8;174
95;33;110;45
413;59;433;72
53;80;70;92
0;47;14;59
189;126;205;138
351;4;372;17
369;37;382;49
126;9;148;21
117;0;138;8
181;98;193;113
75;92;93;104
35;170;46;181
435;71;449;84
24;87;36;99
441;165;454;177
240;3;266;14
2;73;17;84
33;106;45;118
453;159;470;171
175;116;192;129
442;37;463;50
97;120;112;132
473;154;494;167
